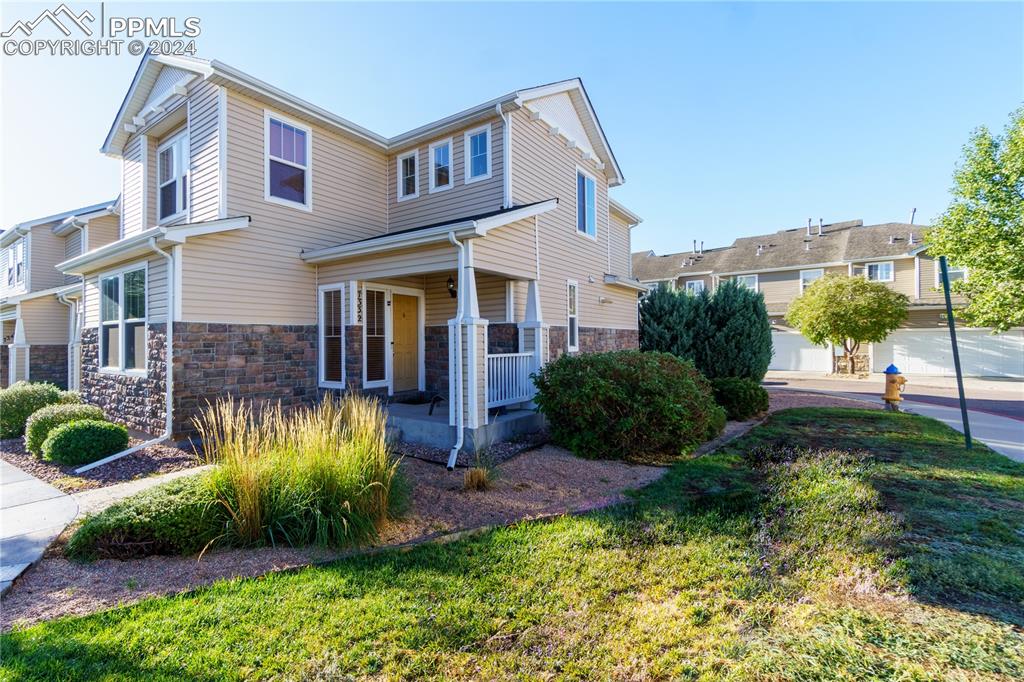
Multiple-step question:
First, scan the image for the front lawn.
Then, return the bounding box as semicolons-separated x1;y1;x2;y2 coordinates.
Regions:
3;408;1023;680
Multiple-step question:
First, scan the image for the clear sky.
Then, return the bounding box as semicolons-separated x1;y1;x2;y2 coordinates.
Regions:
1;1;1021;255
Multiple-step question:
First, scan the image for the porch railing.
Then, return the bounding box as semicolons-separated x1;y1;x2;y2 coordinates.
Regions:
486;352;536;408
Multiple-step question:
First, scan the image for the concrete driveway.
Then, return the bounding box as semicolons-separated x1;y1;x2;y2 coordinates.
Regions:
765;371;1024;420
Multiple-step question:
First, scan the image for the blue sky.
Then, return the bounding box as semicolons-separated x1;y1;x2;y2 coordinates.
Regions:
1;2;1021;255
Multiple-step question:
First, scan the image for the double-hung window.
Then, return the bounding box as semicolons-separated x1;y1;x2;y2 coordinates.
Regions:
429;139;452;192
397;150;419;201
266;113;311;209
937;263;968;285
100;266;147;373
7;239;25;288
685;280;705;294
157;131;188;222
319;286;345;386
867;261;894;282
567;280;579;352
464;124;491;183
735;274;758;291
800;268;824;292
576;169;596;238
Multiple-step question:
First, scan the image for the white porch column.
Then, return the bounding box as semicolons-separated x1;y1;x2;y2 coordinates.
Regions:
448;243;489;432
11;317;28;384
518;279;549;369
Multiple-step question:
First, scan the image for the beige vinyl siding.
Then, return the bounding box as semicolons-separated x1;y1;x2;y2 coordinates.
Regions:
121;135;145;237
179;90;388;324
20;295;69;345
903;308;948;329
188;82;222;223
916;255;968;303
83;255;168;327
28;225;66;291
318;243;457;285
509;107;636;330
87;215;121;250
680;274;713;292
473;218;538;281
609;212;632;276
63;230;83;284
387;117;505;232
891;258;916;298
753;270;800;314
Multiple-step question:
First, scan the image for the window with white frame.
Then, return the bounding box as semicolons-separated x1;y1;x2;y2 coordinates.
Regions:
464;124;491;183
867;261;894;282
266;113;311;208
735;274;758;291
429;138;452;192
567;280;579;352
576;169;596;237
685;279;705;294
397;150;419;200
320;287;345;386
800;268;824;292
6;238;25;288
99;266;147;372
936;262;968;286
157;130;189;221
364;289;387;384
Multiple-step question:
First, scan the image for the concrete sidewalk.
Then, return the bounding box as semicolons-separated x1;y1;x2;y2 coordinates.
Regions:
0;461;77;595
768;387;1024;462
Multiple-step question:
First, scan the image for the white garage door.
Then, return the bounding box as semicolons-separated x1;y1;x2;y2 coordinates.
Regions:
770;331;833;372
873;329;1024;378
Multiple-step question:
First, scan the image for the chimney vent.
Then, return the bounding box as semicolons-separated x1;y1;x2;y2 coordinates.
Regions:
817;219;823;237
889;235;895;245
700;241;704;254
692;240;696;254
806;218;812;237
804;241;810;251
910;208;917;225
909;233;916;245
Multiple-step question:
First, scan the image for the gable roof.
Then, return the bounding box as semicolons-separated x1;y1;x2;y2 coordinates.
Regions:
632;247;730;281
102;58;625;186
1;198;119;248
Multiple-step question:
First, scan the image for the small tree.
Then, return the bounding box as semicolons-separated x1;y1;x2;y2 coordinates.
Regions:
639;286;699;357
926;107;1024;331
786;274;908;374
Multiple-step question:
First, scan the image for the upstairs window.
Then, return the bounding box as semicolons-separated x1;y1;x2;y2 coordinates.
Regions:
567;280;579;352
157;131;188;222
266;113;311;209
429;138;452;192
937;263;968;286
6;238;25;288
576;169;596;237
735;274;758;291
800;268;824;292
685;280;705;294
867;262;894;282
397;150;419;200
464;124;491;183
100;266;147;373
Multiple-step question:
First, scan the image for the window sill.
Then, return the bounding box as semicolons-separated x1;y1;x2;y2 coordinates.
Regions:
574;229;598;242
158;211;187;226
396;193;419;203
319;380;346;389
264;194;312;212
98;367;148;378
465;172;491;185
428;183;453;194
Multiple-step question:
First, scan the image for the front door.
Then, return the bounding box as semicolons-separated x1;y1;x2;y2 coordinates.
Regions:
392;293;419;392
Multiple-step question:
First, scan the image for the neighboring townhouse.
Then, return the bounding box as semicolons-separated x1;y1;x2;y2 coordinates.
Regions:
53;54;642;454
633;220;1024;378
1;200;120;389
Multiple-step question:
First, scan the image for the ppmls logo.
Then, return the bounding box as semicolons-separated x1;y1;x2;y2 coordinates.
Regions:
1;3;95;38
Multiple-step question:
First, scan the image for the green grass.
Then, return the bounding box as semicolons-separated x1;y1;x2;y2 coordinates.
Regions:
3;408;1023;680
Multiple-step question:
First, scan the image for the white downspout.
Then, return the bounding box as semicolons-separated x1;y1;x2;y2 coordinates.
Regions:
496;102;512;209
76;238;175;473
447;232;465;470
56;294;75;390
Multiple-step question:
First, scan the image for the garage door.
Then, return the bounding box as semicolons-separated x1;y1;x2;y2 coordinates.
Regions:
769;331;833;372
872;329;1024;378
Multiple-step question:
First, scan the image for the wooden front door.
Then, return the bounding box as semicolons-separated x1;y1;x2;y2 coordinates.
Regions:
392;293;419;392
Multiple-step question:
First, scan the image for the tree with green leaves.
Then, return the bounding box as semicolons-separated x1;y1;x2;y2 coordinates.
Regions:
926;107;1024;332
639;286;698;358
786;274;908;374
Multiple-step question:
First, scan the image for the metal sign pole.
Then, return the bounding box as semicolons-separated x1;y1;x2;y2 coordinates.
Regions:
939;255;972;449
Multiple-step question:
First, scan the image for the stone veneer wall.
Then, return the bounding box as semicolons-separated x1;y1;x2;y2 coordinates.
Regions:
28;345;69;389
173;323;318;439
548;326;638;362
81;326;166;434
487;323;519;355
425;325;448;397
344;326;362;390
0;345;8;388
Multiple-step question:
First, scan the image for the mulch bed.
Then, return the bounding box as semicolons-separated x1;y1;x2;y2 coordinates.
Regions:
0;438;199;493
396;428;550;468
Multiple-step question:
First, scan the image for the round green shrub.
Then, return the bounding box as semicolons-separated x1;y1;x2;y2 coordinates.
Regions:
41;419;129;466
67;473;225;560
533;350;726;462
25;403;107;456
710;377;770;421
0;381;66;439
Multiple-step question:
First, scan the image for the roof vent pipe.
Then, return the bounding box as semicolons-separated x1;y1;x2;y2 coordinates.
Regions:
889;235;895;245
817;219;823;236
805;241;810;251
692;240;697;254
909;233;916;245
699;241;703;254
806;218;812;236
910;208;917;225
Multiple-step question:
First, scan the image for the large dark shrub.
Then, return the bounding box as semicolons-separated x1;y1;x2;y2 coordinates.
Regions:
41;419;129;466
67;474;224;560
710;377;770;421
638;281;772;382
0;382;78;439
533;350;725;462
25;403;106;456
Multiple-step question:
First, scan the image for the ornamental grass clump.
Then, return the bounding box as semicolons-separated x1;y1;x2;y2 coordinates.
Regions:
194;393;404;549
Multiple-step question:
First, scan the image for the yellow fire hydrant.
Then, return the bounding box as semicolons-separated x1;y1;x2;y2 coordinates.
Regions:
883;364;907;411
